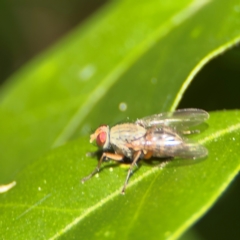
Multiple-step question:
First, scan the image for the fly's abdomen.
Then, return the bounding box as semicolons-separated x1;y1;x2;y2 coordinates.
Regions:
142;128;183;157
130;127;207;159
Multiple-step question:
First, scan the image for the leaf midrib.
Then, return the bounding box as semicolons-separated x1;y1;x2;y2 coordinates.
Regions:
49;120;240;239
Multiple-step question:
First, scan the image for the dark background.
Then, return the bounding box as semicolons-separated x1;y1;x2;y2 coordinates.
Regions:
0;0;107;85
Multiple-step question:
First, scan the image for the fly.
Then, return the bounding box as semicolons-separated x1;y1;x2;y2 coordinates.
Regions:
81;108;209;194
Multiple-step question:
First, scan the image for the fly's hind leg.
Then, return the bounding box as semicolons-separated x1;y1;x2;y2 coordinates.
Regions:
81;152;124;183
121;150;142;194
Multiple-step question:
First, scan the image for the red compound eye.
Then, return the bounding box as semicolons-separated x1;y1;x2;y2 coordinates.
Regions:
96;132;106;147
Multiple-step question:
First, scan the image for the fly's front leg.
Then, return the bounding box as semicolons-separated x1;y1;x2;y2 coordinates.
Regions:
81;152;124;183
121;151;142;194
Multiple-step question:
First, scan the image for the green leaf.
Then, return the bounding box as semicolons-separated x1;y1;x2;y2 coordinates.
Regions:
1;0;240;182
1;110;240;240
1;0;240;239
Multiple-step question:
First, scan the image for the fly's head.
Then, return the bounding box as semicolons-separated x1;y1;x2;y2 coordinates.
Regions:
90;125;110;149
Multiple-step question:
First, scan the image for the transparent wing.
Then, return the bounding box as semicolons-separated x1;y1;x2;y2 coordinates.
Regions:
136;108;209;131
168;142;208;159
129;127;208;159
152;133;208;159
151;137;208;159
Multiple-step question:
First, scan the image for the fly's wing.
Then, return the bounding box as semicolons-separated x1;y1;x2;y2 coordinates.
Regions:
129;126;208;159
136;108;209;131
157;131;207;159
168;141;208;159
149;135;208;159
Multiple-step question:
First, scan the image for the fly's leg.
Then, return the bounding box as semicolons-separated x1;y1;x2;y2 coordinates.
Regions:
121;151;142;194
81;152;124;183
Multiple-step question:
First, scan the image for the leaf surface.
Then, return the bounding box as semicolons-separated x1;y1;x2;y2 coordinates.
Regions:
1;0;240;239
1;111;240;239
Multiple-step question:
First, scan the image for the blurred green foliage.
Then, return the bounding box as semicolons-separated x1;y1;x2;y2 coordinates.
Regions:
1;0;240;239
0;0;107;84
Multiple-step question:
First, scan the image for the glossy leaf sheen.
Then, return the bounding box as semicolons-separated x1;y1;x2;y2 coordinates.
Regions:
1;0;240;182
1;0;240;239
1;111;240;240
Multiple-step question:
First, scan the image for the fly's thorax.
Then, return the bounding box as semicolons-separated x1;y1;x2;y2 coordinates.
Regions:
109;123;147;157
110;123;147;142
